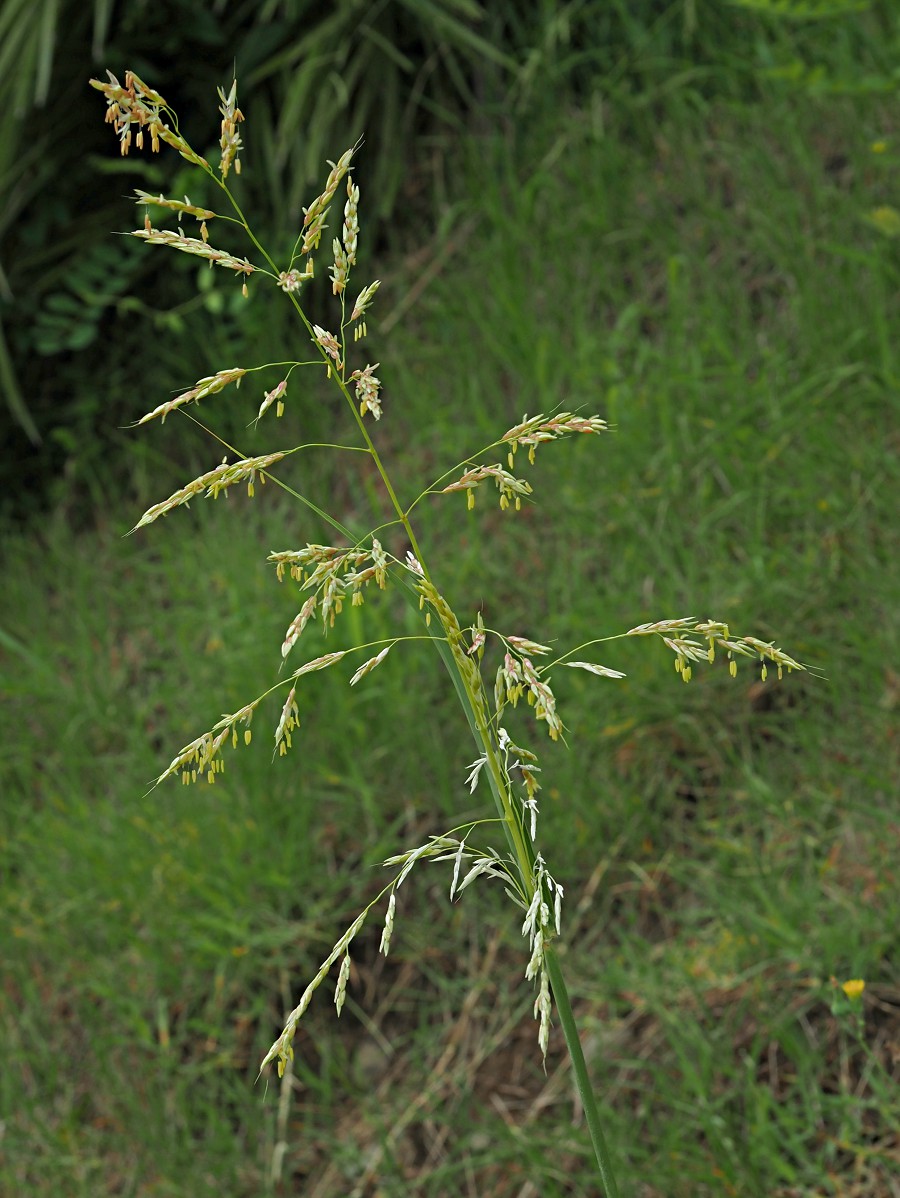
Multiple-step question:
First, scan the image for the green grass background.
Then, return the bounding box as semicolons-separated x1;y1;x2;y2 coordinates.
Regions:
3;41;900;1198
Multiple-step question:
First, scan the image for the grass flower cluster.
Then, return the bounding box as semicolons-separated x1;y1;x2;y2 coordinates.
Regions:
90;69;811;1194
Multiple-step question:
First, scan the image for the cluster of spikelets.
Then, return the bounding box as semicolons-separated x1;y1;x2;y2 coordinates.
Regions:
133;451;284;530
440;412;608;510
270;539;392;644
626;617;805;682
261;827;565;1076
91;70;380;428
91;70;201;164
92;71;810;1086
257;711;569;1072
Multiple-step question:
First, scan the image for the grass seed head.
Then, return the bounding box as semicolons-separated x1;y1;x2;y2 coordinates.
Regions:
131;227;254;276
350;280;380;323
135;367;246;426
350;363;382;420
132;451;283;529
217;78;244;179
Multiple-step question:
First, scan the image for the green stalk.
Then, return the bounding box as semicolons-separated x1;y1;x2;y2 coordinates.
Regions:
545;947;621;1196
447;634;619;1192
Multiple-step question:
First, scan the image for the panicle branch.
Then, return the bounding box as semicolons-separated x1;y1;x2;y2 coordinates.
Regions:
90;70;209;166
627;617;806;682
135;191;217;221
130;227;255;277
442;463;533;511
135;367;247;425
262;827;511;1078
262;908;368;1077
301;147;356;255
503;412;609;466
156;699;261;787
132;451;284;529
270;539;392;646
494;646;563;740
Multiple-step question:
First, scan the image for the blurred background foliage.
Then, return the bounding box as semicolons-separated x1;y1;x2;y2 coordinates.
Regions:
2;2;900;1195
2;0;899;518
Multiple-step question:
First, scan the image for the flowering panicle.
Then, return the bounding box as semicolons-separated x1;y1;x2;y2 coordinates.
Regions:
349;643;394;686
503;412;609;467
521;855;563;1059
627;617;806;683
379;891;396;956
494;648;563;740
90;70;209;166
442;463;533;511
280;595;317;659
330;238;349;295
350;363;382;420
351;280;380;323
564;661;627;679
257;378;288;421
217;79;244;178
262;909;368;1077
93;78;813;1124
274;686;299;756
278;264;314;293
343;178;359;265
312;325;343;373
135;367;247;425
269;540;391;632
132;451;284;530
131;227;255;278
498;727;542;834
263;828;512;1076
156;700;260;787
301;147;356;255
90;69;168;156
507;635;553;656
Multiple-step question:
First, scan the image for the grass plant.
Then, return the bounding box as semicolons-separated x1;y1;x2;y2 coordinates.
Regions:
1;58;897;1198
94;67;809;1193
